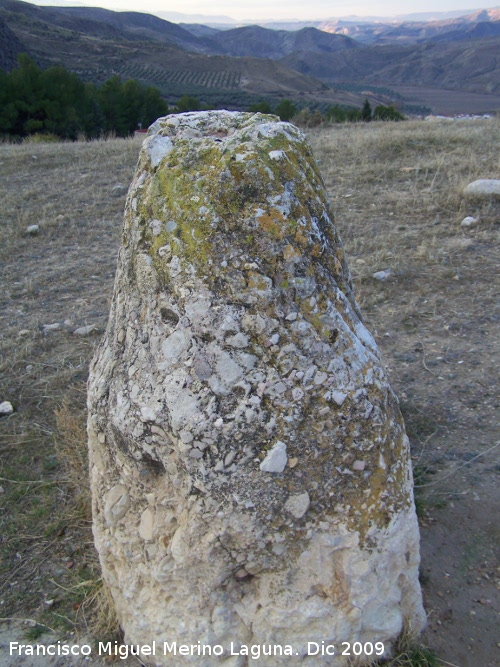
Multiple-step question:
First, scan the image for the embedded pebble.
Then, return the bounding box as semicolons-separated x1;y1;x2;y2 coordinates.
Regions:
259;440;287;473
284;492;310;519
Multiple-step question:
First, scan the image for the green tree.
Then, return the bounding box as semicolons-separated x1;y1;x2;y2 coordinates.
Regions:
0;56;168;140
0;69;17;135
176;94;202;113
98;76;128;136
326;105;347;123
139;85;168;127
347;108;362;122
40;65;86;139
361;98;372;122
326;105;363;123
113;79;168;134
80;84;106;139
248;101;272;114
8;54;45;136
293;108;323;128
122;78;143;132
274;99;297;122
373;104;405;121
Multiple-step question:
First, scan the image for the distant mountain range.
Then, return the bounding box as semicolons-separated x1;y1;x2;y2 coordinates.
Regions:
297;7;500;44
205;25;360;59
1;0;500;115
158;7;497;27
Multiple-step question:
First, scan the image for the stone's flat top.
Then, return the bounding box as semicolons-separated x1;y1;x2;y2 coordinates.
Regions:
148;109;284;138
144;111;291;166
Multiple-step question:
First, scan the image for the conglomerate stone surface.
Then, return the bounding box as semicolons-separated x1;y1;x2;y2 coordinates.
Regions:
87;111;425;666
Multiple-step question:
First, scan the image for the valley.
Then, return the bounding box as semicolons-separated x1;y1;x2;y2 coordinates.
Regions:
1;0;500;115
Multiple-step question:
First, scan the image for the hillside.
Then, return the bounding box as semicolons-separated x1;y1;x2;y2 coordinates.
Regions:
0;0;330;104
0;15;25;70
39;4;218;53
281;37;500;95
186;10;500;108
1;0;500;114
429;20;500;42
206;25;360;58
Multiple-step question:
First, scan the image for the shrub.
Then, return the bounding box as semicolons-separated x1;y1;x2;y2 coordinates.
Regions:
374;104;406;121
275;99;297;122
292;108;324;128
248;101;272;114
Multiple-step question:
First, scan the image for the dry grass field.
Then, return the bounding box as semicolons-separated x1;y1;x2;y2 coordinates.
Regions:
0;117;499;666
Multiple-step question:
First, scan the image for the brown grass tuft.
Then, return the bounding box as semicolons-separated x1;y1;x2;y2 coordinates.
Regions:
54;403;91;521
77;578;121;643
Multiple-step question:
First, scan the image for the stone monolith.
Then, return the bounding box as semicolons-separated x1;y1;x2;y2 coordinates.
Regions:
88;111;425;666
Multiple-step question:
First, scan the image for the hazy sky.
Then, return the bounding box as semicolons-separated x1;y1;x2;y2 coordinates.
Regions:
31;0;500;22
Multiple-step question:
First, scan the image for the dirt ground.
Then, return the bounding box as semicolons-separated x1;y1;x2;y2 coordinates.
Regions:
0;119;499;666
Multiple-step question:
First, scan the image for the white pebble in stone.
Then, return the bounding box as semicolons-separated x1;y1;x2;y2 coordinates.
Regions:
141;406;157;422
179;430;193;444
284;492;310;519
144;134;174;168
226;333;249;348
139;508;154;541
331;391;347;406
314;371;328;385
104;485;130;527
260;440;287;473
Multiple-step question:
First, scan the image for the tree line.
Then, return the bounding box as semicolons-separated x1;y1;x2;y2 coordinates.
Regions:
176;96;405;124
0;56;405;141
0;55;168;140
247;98;405;124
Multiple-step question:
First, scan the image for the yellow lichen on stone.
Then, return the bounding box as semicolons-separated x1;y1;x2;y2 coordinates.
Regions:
257;210;286;239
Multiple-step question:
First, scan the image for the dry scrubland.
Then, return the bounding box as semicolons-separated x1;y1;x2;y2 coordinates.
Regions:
0;119;499;666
